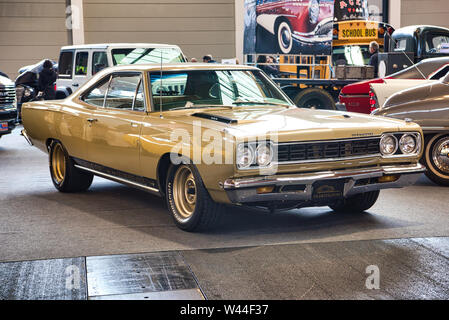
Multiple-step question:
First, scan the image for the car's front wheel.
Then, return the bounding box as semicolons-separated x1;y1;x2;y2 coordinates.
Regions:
329;190;380;214
49;141;93;192
423;134;449;186
166;163;223;232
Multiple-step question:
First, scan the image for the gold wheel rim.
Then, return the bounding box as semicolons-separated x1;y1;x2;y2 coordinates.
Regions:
51;143;66;184
173;165;197;219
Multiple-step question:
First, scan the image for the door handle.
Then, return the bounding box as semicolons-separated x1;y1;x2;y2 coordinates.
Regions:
73;83;79;87
87;118;98;123
131;122;139;128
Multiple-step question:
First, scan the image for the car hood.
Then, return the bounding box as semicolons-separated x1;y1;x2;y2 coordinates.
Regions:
0;75;14;86
163;106;413;141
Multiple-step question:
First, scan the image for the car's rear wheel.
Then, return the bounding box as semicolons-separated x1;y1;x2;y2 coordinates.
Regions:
329;190;380;213
422;134;449;186
293;88;337;110
166;163;223;232
49;141;93;192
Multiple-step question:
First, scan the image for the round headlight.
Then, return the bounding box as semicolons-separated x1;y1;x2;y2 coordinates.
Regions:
399;134;417;154
256;144;273;167
309;0;320;24
236;144;255;169
380;134;398;155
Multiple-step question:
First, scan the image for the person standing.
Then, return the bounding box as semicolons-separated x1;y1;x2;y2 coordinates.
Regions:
369;41;380;78
38;60;57;100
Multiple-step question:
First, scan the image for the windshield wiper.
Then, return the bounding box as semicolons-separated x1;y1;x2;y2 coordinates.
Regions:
232;99;290;107
170;101;234;111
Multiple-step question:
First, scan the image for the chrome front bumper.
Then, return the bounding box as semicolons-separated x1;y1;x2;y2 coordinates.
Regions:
223;163;426;204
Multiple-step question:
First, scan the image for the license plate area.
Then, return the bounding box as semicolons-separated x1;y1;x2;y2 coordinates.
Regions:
312;180;345;202
0;122;8;132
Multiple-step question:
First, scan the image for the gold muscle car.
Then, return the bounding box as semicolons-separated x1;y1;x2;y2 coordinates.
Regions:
21;63;426;231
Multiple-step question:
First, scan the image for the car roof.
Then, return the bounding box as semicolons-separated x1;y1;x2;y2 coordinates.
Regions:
393;25;449;39
97;63;258;73
60;43;182;51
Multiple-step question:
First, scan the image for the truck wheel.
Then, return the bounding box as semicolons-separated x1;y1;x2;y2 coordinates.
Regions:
166;163;224;232
422;134;449;186
49;141;93;192
277;21;293;54
293;88;336;110
329;190;380;213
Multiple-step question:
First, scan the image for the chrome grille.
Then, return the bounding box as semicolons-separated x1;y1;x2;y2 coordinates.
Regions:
0;85;16;107
277;138;381;163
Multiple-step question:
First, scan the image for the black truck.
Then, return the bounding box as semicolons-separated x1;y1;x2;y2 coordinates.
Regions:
0;73;17;140
379;25;449;77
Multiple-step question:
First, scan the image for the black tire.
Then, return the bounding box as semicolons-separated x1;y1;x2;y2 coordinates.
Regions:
329;190;380;214
166;163;223;232
49;141;93;192
293;88;336;110
422;134;449;186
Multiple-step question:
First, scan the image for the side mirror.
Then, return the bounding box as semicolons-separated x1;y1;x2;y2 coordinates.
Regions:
443;71;449;84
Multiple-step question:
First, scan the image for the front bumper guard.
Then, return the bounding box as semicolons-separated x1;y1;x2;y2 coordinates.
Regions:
223;163;426;204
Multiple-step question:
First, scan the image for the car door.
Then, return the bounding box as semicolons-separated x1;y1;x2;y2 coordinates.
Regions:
86;72;146;176
72;51;89;92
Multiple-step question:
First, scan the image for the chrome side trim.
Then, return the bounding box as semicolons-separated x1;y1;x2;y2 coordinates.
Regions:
74;164;161;195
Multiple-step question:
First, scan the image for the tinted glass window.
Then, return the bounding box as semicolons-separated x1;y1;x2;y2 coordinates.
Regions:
58;51;73;77
134;80;145;111
82;76;111;107
92;52;108;75
104;74;142;110
112;47;185;65
429;65;449;80
75;52;88;75
425;34;449;54
149;69;292;111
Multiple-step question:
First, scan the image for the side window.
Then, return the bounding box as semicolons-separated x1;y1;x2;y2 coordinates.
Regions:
134;80;145;111
58;51;73;78
426;34;449;54
394;39;407;51
104;74;142;110
429;65;449;80
82;76;110;107
92;52;108;75
75;52;88;76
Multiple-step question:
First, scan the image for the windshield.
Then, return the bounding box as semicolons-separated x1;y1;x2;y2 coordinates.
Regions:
149;69;294;111
332;45;372;66
112;47;185;65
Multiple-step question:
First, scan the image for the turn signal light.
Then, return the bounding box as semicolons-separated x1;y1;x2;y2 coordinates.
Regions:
378;27;385;36
378;175;400;183
257;186;275;194
333;28;338;36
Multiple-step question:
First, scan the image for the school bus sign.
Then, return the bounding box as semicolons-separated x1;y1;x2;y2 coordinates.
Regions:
339;21;379;41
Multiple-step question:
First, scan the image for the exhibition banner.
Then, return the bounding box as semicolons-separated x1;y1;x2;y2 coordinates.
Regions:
244;0;335;55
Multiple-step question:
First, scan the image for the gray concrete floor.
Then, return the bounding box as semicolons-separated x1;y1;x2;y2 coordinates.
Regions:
1;127;448;299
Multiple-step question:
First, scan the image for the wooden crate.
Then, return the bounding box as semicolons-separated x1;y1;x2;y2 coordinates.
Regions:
335;66;375;80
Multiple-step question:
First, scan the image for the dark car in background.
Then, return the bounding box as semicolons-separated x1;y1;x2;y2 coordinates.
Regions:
0;73;17;139
372;71;449;186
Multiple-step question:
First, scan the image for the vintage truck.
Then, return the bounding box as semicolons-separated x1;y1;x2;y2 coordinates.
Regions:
0;73;17;139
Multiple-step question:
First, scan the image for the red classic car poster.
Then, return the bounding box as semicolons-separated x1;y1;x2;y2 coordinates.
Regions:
244;0;335;55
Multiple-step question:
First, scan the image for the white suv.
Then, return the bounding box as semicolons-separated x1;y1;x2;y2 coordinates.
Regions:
56;43;186;98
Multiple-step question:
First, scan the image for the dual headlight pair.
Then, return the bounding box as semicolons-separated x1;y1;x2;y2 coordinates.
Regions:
380;133;421;156
237;142;274;169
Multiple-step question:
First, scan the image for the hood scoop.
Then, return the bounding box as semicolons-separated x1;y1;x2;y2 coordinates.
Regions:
192;112;238;124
